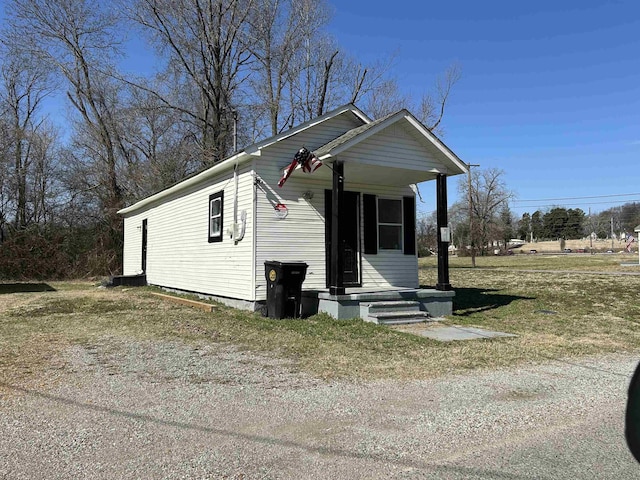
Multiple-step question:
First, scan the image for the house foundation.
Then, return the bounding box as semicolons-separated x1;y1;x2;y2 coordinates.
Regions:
309;288;455;320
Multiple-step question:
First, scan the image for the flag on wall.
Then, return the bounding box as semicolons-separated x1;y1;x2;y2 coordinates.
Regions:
278;147;322;187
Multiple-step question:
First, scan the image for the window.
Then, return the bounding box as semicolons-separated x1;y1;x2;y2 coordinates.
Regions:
208;191;223;243
378;198;403;250
364;195;415;255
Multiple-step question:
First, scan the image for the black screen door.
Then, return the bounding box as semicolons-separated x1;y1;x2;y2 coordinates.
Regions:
325;190;360;287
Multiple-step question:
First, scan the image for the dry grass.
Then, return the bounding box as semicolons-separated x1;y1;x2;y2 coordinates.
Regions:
421;255;640;359
2;256;640;386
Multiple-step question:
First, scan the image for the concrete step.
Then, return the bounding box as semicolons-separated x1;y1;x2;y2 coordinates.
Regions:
367;311;432;325
365;300;421;313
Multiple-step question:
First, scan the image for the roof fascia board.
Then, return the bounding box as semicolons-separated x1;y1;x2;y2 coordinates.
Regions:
403;113;468;174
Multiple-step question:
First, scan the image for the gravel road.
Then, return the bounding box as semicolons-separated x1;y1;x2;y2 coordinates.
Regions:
1;338;638;479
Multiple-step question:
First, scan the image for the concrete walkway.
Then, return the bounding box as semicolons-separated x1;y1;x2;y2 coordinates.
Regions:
394;323;518;342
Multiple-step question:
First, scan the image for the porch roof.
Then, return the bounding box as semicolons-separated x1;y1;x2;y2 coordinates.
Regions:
312;109;468;185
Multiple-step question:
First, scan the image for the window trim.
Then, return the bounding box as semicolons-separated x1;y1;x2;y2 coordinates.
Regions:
208;191;224;243
377;197;403;251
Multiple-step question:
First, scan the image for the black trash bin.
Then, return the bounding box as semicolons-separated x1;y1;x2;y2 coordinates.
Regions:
264;261;308;319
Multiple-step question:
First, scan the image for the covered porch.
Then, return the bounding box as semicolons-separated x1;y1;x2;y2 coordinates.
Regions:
307;109;467;320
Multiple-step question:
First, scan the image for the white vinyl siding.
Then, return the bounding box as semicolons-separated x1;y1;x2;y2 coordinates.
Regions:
122;164;254;300
338;121;444;172
120;106;434;303
253;161;418;297
252;112;422;296
253;114;363;299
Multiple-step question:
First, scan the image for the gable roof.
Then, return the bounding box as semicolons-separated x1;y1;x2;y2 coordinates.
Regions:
118;104;370;215
313;109;467;175
313;111;397;158
244;104;370;155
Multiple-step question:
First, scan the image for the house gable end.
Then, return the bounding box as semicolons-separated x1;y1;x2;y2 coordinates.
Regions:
255;108;368;163
315;110;468;177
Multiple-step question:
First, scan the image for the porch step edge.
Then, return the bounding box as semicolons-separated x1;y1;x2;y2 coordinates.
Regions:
365;300;420;313
367;311;432;325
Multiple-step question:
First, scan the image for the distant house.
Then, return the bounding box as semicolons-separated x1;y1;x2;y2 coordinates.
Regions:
118;105;467;321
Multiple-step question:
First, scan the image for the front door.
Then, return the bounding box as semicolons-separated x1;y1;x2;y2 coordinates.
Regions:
141;219;148;273
325;190;360;287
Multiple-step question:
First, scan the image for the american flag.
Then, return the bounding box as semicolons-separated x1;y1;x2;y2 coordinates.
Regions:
278;147;322;187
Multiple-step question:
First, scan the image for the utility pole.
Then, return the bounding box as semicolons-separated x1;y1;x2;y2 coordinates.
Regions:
589;208;594;254
611;216;615;250
467;163;480;267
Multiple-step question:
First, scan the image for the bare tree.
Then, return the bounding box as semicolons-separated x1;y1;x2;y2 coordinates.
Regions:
361;78;408;120
416;211;438;257
351;61;461;130
7;0;132;272
246;0;331;135
0;119;10;240
288;32;339;121
25;121;61;225
121;79;202;197
458;168;513;256
0;38;54;229
129;0;253;165
417;63;461;133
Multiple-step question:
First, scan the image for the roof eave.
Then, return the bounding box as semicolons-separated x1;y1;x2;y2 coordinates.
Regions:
402;113;468;175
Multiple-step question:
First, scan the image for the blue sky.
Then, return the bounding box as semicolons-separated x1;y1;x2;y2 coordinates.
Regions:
328;0;640;216
2;0;638;218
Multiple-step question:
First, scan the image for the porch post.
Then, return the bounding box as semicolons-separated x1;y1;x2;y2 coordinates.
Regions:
330;159;345;295
436;173;452;291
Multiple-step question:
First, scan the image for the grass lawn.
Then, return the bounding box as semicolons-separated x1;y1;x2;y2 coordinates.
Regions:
2;254;639;385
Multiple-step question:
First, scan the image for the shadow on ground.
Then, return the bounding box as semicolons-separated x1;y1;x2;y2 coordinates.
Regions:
452;287;535;316
0;283;56;294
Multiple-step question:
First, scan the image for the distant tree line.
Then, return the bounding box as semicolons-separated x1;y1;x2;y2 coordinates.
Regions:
0;0;460;279
416;171;640;258
516;208;586;241
515;203;640;242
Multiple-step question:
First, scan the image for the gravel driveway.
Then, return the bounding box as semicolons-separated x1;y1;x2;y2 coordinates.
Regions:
1;338;638;479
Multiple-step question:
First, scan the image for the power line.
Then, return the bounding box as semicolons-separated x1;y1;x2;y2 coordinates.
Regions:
513;192;640;203
514;199;640;209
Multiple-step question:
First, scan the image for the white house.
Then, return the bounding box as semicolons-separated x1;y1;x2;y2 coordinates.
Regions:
118;105;468;321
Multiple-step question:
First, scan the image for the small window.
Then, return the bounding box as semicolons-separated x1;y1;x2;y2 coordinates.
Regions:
378;198;402;250
208;191;223;243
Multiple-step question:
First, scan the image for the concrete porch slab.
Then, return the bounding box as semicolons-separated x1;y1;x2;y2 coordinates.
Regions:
314;288;455;319
394;324;517;342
